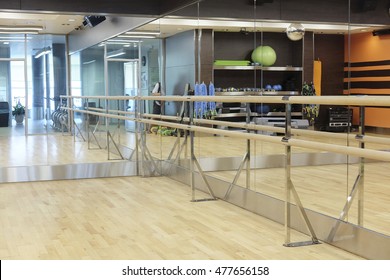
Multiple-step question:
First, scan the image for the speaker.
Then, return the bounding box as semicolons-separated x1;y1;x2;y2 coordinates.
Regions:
372;29;390;36
83;16;106;27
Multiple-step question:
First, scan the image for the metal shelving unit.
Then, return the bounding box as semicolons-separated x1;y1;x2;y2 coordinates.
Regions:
213;65;303;71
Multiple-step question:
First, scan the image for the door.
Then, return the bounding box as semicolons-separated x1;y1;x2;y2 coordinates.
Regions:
106;59;139;132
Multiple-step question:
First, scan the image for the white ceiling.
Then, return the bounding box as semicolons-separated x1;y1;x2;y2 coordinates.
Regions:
0;12;85;35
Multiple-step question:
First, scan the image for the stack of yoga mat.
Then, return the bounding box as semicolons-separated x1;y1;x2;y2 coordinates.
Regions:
214;60;251;66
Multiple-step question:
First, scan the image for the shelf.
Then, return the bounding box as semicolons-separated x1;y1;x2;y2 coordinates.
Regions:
215;112;258;118
215;91;300;96
213;65;303;71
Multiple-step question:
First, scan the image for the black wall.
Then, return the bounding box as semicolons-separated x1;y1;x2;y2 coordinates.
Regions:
0;0;200;16
175;0;389;25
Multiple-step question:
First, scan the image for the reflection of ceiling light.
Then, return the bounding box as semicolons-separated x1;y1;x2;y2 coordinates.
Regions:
119;35;156;39
34;46;51;59
83;60;96;65
0;25;43;34
125;30;160;36
0;36;31;40
148;17;386;34
106;39;140;45
106;48;126;58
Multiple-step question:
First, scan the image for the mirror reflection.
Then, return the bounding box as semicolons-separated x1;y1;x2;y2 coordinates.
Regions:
0;0;389;258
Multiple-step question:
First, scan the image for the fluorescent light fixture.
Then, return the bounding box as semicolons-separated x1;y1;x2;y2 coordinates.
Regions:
119;35;156;39
105;39;140;45
106;49;126;58
125;30;160;36
0;25;43;34
34;46;51;59
83;60;96;65
0;30;39;34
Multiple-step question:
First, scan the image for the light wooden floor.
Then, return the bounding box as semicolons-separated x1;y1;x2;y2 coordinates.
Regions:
0;129;388;259
0;176;363;260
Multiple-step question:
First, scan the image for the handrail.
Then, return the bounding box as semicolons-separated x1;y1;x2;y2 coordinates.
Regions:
61;94;390;107
62;106;390;162
62;93;390;147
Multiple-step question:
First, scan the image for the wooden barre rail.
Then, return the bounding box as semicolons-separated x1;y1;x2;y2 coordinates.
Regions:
88;107;136;116
63;106;390;162
68;107;390;146
61;94;390;107
142;113;390;146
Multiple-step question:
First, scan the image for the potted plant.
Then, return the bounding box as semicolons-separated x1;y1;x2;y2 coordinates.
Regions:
12;103;25;124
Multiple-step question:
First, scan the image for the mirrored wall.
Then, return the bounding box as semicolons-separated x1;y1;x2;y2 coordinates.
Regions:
1;0;388;258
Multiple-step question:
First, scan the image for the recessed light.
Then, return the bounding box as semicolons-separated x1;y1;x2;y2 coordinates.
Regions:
68;19;76;22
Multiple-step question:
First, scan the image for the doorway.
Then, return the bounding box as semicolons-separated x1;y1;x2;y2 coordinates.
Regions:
106;58;140;132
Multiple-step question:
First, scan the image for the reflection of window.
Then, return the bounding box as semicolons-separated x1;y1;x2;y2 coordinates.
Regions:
10;61;25;106
0;77;6;102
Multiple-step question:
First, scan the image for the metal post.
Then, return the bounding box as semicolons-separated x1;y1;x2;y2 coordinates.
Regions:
284;102;292;245
86;98;90;148
189;100;195;201
246;102;251;189
70;98;74;137
358;106;365;226
135;98;140;175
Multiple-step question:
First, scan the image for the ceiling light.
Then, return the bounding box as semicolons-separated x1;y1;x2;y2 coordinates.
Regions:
34;46;51;59
119;35;156;39
106;49;126;58
125;31;160;36
0;25;42;34
83;60;96;65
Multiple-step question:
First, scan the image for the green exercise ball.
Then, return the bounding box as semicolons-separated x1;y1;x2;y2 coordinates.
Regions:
251;45;277;66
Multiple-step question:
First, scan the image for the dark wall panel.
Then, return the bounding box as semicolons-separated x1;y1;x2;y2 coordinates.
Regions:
281;0;349;23
350;0;390;25
20;0;160;14
303;31;314;84
160;0;201;16
179;0;281;21
314;34;345;96
18;0;199;15
0;0;20;9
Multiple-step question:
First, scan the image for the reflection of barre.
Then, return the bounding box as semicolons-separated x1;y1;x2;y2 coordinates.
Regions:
143;113;390;146
63;107;390;162
139;117;390;162
88;107;136;116
62;107;136;121
62;94;390;107
67;106;390;147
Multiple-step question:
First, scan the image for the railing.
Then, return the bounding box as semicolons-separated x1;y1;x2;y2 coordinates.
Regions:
61;94;390;259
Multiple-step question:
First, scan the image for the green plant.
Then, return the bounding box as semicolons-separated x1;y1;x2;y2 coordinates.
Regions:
12;103;25;116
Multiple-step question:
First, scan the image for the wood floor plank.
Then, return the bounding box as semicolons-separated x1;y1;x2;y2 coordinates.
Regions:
0;176;363;260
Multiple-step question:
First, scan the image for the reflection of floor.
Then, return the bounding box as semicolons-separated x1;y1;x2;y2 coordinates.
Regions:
0;124;388;259
0;176;363;260
208;163;390;237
